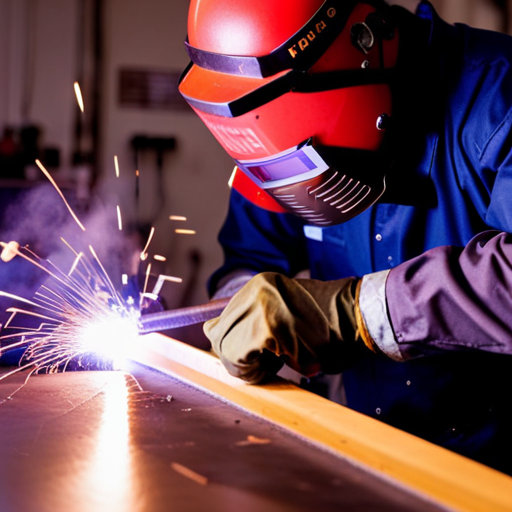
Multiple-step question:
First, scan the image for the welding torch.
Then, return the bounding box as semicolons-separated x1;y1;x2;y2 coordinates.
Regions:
137;296;305;384
137;297;231;335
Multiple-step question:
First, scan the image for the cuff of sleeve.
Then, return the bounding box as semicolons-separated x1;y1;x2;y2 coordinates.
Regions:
211;270;258;300
359;270;404;362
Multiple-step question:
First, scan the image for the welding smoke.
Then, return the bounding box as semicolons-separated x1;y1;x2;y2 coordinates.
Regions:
0;184;141;326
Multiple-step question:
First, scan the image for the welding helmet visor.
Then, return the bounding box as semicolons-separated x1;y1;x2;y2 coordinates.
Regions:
234;139;386;225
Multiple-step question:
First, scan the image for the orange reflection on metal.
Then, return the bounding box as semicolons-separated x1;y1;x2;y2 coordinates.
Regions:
84;373;139;512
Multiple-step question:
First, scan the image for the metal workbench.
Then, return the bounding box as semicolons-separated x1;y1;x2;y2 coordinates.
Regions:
0;333;511;512
0;363;444;512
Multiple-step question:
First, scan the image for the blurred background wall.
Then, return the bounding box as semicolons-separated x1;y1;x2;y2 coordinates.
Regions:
0;0;510;316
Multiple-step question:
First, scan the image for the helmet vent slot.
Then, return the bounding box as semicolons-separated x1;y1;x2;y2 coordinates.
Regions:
330;180;359;205
323;177;354;203
336;184;372;212
308;171;340;196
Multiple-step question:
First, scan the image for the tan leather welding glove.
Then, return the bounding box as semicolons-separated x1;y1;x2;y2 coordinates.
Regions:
204;272;378;384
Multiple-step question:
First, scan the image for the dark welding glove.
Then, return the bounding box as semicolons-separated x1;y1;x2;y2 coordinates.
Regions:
203;272;380;384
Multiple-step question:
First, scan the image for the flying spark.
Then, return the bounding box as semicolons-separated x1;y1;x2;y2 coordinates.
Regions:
228;166;237;188
0;241;141;389
74;81;85;112
35;159;86;232
142;263;152;297
114;155;120;178
117;205;123;231
175;229;196;235
0;148;188;394
0;241;19;262
140;227;155;261
151;275;182;296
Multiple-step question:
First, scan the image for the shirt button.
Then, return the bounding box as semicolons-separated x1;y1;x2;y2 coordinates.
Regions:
375;234;382;241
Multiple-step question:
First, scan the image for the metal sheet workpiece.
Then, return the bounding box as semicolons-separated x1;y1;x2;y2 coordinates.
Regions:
0;332;511;512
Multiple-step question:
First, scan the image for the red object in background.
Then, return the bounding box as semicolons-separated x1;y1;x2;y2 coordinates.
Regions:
0;128;19;157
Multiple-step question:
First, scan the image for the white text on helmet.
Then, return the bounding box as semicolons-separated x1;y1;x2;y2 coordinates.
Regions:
209;124;265;155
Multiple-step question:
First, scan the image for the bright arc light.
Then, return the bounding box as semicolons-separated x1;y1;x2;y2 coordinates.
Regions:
74;81;85;112
77;312;139;368
0;240;143;383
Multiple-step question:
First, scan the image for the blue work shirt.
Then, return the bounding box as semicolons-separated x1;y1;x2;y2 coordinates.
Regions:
209;2;512;474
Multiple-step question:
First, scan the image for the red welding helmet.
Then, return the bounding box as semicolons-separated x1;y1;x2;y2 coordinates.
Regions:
179;0;399;225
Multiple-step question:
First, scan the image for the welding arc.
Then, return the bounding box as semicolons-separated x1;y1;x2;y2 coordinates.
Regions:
138;297;230;335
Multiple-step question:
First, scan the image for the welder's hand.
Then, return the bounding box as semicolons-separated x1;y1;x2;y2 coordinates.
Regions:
204;272;377;384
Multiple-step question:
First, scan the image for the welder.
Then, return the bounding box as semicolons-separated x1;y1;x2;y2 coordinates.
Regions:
178;0;512;474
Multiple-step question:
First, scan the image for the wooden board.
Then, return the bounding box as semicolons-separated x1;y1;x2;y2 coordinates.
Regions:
132;333;512;512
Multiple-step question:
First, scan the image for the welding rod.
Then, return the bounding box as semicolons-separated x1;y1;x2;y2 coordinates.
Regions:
137;295;307;385
137;297;231;335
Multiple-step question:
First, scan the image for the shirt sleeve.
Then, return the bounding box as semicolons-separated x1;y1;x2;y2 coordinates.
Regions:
208;189;309;296
375;67;512;359
384;230;512;359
